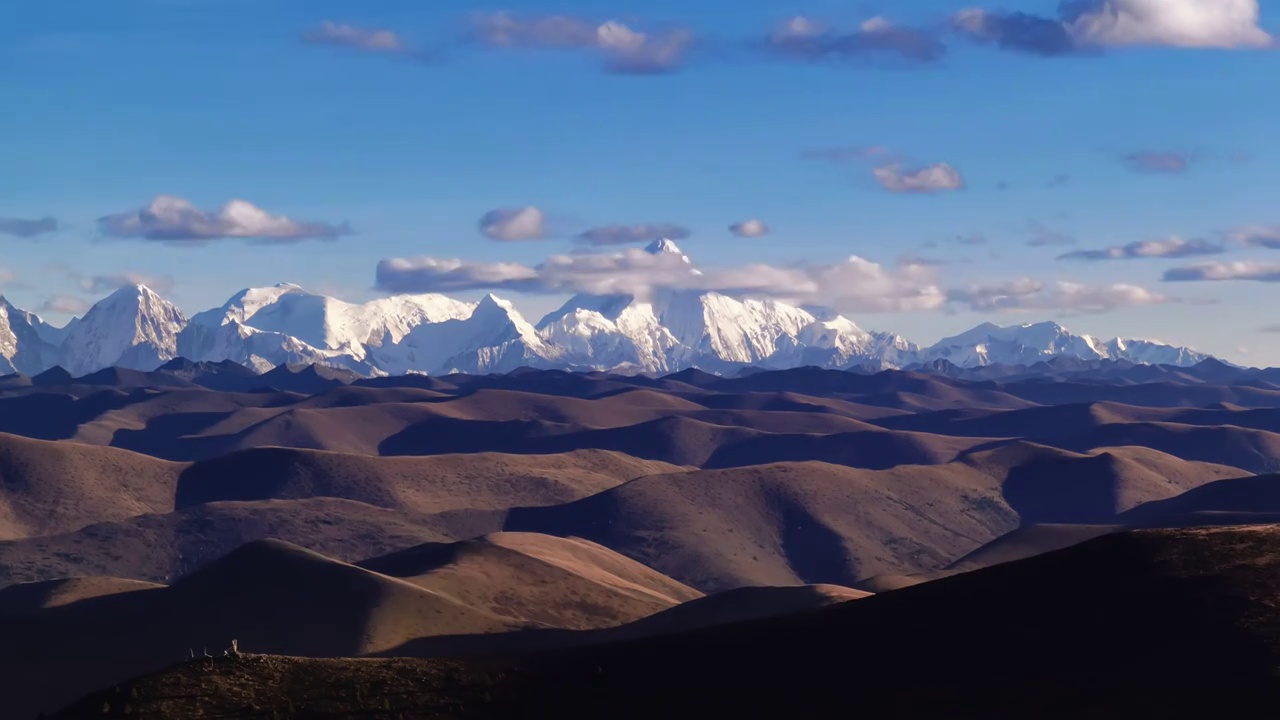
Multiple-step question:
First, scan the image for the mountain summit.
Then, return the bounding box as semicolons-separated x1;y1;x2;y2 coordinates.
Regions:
0;269;1212;378
60;285;188;376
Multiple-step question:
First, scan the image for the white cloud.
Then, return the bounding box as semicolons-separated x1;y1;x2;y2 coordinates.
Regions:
99;196;350;244
1164;261;1280;282
470;13;694;73
873;163;965;194
1069;0;1272;48
377;244;1178;316
768;15;946;63
1059;236;1226;261
302;21;405;53
479;206;547;241
730;219;770;238
471;13;599;47
949;278;1172;313
954;0;1272;55
379;248;944;313
0;266;14;284
376;256;540;294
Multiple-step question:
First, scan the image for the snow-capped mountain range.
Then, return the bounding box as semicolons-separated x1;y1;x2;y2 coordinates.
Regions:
0;240;1214;378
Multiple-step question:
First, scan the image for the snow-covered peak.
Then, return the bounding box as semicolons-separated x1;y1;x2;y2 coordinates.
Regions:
471;293;541;341
373;292;553;375
95;284;176;319
191;283;309;328
537;293;637;330
61;284;188;375
644;238;701;274
191;284;477;353
0;296;65;375
919;320;1207;368
1101;336;1209;366
652;290;817;366
0;278;1221;378
645;238;686;257
924;321;1102;367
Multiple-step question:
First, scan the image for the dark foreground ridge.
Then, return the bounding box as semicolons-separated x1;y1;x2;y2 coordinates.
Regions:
54;526;1280;719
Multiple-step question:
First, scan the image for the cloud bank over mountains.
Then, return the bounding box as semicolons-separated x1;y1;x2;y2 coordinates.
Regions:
377;239;1171;316
0;242;1212;380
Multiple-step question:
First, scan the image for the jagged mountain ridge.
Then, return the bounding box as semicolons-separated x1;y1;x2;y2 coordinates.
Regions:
0;241;1213;377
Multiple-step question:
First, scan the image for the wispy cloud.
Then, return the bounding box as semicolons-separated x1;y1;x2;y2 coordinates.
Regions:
0;217;58;239
1122;151;1192;174
469;12;694;74
81;272;175;295
1025;221;1077;247
948;278;1173;313
55;265;176;295
801;145;893;163
40;296;90;315
377;249;946;312
99;196;351;244
302;21;406;54
1230;225;1280;249
899;255;946;267
1059;236;1226;261
1164;261;1280;283
377;247;1167;316
766;15;946;64
952;0;1272;55
577;223;690;246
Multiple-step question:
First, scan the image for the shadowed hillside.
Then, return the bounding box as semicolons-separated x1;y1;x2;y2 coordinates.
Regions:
52;527;1280;719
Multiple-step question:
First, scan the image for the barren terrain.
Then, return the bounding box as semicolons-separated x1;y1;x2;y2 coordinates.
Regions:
5;361;1280;717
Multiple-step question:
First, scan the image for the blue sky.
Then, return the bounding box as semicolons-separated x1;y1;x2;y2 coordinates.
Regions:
4;0;1280;363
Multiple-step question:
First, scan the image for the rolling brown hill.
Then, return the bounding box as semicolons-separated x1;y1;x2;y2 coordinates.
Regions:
54;526;1280;719
959;441;1245;523
378;581;874;659
5;533;705;718
468;525;1280;717
506;460;1020;591
175;447;684;514
602;582;869;641
0;498;468;586
0;576;165;614
357;533;702;630
0;433;181;540
506;445;1245;592
3;539;529;719
1119;473;1280;525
